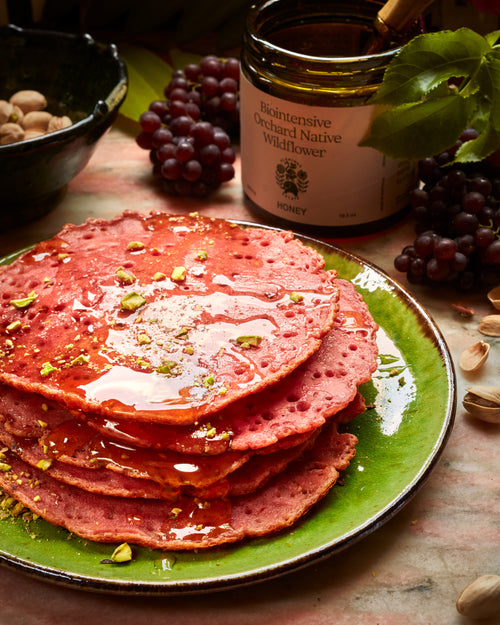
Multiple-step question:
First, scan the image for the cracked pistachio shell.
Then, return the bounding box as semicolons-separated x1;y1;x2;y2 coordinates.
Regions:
463;385;500;424
456;574;500;619
478;314;500;337
459;341;490;372
487;285;500;310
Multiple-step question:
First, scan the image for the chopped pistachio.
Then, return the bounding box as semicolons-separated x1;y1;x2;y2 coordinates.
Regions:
0;462;11;472
137;333;152;345
204;374;215;388
37;420;48;428
120;292;147;312
58;253;69;261
36;458;53;471
156;360;180;376
4;339;13;349
175;326;189;338
236;335;263;349
152;271;166;281
206;427;217;439
69;354;90;366
189;211;199;218
171;266;187;281
136;357;152;368
116;267;136;284
110;542;133;563
9;290;37;309
126;241;145;251
40;362;58;377
196;250;208;261
184;346;194;355
290;292;304;303
11;502;25;516
6;320;22;333
219;387;228;395
170;507;182;519
33;495;41;503
41;404;48;412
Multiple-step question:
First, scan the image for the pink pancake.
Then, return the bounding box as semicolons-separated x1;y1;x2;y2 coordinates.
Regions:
0;212;338;425
0;420;313;501
0;279;375;456
0;421;357;550
81;279;376;451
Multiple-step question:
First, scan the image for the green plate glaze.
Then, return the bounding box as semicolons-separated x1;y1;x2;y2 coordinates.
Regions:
0;227;456;595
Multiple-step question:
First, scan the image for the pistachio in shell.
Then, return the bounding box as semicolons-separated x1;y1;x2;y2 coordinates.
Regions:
463;385;500;424
487;285;500;311
478;314;500;337
456;574;500;619
459;341;490;372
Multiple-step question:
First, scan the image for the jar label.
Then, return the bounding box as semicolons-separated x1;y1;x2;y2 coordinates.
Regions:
240;73;417;228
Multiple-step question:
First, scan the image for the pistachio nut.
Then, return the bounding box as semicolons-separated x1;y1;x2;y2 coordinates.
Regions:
456;574;500;619
463;385;500;424
22;110;52;131
478;314;500;337
9;89;47;114
24;129;46;140
0;122;25;145
110;542;133;562
487;285;500;311
459;340;490;372
0;100;23;125
47;115;72;132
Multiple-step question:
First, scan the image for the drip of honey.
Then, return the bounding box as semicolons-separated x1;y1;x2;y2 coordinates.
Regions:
43;420;247;489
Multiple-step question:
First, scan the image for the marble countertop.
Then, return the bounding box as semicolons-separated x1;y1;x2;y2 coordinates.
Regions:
0;122;499;625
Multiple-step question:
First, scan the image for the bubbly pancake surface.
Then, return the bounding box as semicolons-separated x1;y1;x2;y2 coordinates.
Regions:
0;212;339;424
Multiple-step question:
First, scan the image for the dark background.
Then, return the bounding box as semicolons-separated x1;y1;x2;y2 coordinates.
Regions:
1;0;499;56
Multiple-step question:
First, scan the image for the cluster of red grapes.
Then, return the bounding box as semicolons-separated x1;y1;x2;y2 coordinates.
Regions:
135;55;240;198
394;130;500;291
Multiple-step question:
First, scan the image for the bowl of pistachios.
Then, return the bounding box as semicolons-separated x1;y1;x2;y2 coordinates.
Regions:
0;24;128;230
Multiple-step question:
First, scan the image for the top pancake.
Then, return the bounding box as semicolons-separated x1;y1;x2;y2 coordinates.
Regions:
0;211;339;424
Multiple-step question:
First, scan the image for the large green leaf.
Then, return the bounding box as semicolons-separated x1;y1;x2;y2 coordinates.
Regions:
117;44;173;123
455;119;500;161
361;94;476;160
371;28;491;106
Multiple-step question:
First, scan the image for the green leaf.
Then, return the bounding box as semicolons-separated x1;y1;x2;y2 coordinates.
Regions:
117;44;173;122
485;30;500;47
169;48;202;70
479;49;500;131
371;28;491;106
361;94;476;160
455;119;500;162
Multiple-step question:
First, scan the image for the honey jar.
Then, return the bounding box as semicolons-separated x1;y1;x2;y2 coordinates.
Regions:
240;0;419;236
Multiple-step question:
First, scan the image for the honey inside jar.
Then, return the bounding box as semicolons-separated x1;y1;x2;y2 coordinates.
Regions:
240;0;419;235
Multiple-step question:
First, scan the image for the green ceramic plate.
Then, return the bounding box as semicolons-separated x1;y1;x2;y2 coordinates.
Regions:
0;228;456;595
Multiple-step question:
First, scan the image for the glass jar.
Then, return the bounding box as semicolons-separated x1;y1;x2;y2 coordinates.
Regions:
240;0;419;237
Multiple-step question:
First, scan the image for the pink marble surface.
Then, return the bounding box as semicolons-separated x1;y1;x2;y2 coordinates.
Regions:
0;121;499;625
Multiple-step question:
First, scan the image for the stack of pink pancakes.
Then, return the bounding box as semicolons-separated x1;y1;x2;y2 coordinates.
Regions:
0;212;378;550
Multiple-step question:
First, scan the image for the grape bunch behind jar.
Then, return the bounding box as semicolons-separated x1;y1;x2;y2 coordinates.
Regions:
136;55;240;198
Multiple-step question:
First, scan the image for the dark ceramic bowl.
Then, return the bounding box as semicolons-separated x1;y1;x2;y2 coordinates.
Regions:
0;24;128;230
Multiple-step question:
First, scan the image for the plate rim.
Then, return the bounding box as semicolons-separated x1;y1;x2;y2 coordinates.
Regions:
0;219;457;595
